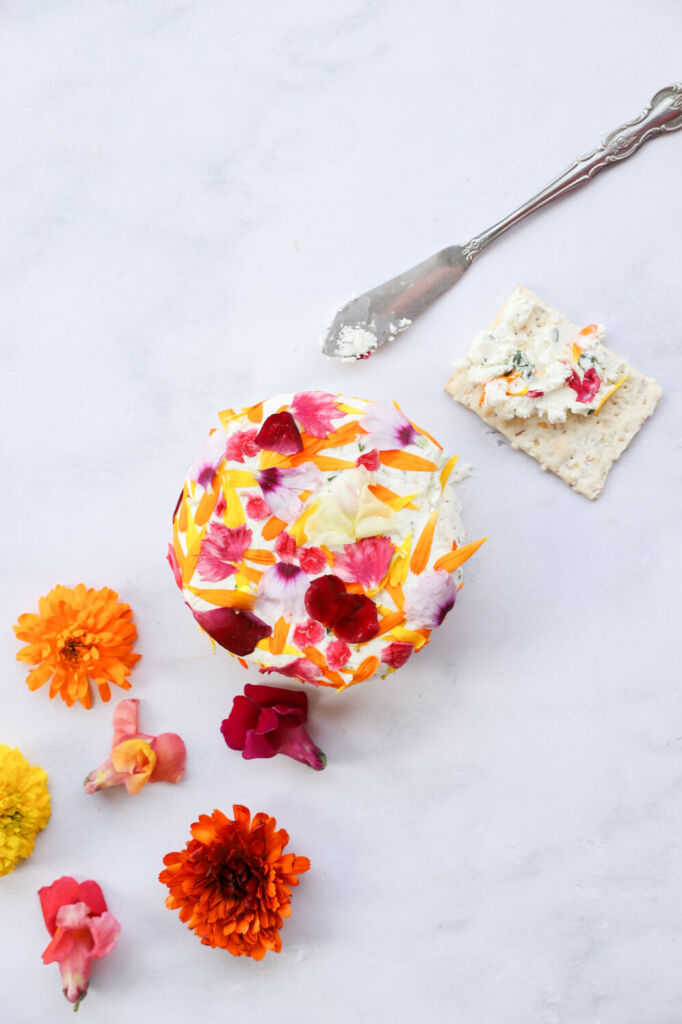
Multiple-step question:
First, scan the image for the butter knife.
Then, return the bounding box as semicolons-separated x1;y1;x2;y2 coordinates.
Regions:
322;82;682;361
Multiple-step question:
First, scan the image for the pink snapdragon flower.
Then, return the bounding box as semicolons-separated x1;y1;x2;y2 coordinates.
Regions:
39;876;120;1009
84;699;186;796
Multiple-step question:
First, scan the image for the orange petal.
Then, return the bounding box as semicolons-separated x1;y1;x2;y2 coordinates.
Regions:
379;450;437;472
432;537;487;573
410;510;439;575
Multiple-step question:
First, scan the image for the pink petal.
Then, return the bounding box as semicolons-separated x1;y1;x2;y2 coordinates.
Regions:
167;543;183;589
55;901;92;932
260;658;323;684
292;619;326;649
333;536;395;590
257;464;323;522
225;428;260;463
404;570;456;628
196;522;252;582
112;698;140;746
58;940;94;1005
149;732;187;784
566;367;601;403
297;546;327;574
245;493;271;519
188;429;227;488
290;391;344;438
257;562;309;622
380;641;414;668
360;404;417;449
274;531;297;562
87;911;121;959
326;638;351;670
39;877;80;935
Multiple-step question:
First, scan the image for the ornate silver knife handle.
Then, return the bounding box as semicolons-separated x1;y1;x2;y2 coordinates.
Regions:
462;82;682;261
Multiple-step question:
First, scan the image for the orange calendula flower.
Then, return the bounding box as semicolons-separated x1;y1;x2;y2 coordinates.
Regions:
14;585;141;709
159;805;310;960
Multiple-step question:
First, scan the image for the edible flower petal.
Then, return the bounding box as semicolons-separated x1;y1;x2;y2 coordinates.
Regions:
221;684;326;770
356;448;380;471
380;642;414;668
404;569;456;628
360;404;417;449
245;493;271;519
331;593;380;643
292;619;326;649
304;575;347;628
188;429;226;488
196;523;253;582
260;658;323;684
333;536;395;590
225;428;260;463
255;412;303;454
39;876;120;1008
258;563;309;622
290;391;343;438
191;605;272;656
325;638;351;670
566;367;602;404
257;464;323;522
297;546;327;574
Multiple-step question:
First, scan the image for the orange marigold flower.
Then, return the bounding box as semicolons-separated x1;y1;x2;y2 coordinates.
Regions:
13;584;141;710
159;805;310;960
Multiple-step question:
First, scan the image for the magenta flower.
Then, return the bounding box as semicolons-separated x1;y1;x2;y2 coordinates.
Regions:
404;570;456;628
245;493;271;519
360;403;417;449
256;464;322;522
274;531;297;562
188;429;227;488
190;605;272;656
333;536;395;590
221;683;326;769
326;638;351;670
566;367;602;403
257;562;309;622
260;658;323;684
290;391;344;438
225;427;260;463
39;877;120;1009
380;642;414;669
84;699;186;796
196;523;252;582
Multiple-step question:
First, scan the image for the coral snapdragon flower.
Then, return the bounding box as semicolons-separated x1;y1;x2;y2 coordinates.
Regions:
84;699;186;795
160;805;310;960
14;585;141;709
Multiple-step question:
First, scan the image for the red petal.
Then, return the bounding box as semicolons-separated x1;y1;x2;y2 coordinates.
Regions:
304;575;347;627
39;877;80;935
255;412;303;455
191;606;272;656
76;880;107;917
356;448;380;471
244;682;308;712
332;593;379;643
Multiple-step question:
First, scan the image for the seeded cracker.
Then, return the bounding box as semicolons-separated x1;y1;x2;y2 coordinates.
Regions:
445;287;662;499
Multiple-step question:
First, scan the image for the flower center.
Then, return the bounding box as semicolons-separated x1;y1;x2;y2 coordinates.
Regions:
56;627;99;665
0;792;24;833
217;856;259;902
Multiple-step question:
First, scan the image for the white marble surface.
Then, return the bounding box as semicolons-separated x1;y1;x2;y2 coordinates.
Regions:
2;2;682;1021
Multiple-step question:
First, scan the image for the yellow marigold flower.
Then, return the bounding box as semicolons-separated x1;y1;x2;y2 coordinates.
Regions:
14;584;141;710
0;746;51;876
